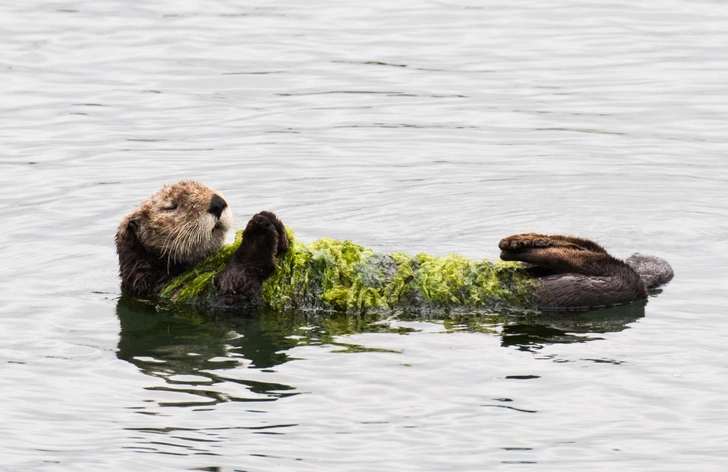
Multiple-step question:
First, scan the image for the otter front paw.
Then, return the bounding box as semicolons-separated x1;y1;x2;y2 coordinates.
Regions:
229;211;286;280
241;213;280;264
216;213;281;300
257;211;289;256
245;213;278;240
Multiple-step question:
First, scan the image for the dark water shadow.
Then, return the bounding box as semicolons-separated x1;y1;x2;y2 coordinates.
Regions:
117;297;645;403
115;296;414;405
417;302;645;352
116;296;301;405
498;302;646;352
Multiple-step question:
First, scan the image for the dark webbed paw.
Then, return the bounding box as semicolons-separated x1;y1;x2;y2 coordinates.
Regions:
239;213;280;272
499;233;590;264
257;211;289;256
214;211;287;303
245;212;278;240
499;233;553;251
498;233;597;253
499;233;617;277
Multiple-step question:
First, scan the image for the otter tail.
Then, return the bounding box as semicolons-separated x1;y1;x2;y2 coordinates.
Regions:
626;253;674;289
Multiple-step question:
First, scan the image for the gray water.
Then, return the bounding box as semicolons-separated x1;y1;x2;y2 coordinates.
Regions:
2;0;727;470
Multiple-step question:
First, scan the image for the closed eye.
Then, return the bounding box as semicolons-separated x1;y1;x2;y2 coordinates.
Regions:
163;202;178;211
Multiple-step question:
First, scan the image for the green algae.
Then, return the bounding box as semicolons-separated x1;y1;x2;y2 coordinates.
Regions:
159;229;243;302
412;252;536;310
159;227;537;313
260;233;409;311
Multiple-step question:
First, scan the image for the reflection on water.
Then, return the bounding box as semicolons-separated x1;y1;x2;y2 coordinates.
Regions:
116;297;299;405
117;296;645;405
499;302;645;351
116;296;417;405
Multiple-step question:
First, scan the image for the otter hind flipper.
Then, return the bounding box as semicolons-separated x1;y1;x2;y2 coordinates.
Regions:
499;233;608;254
499;233;650;310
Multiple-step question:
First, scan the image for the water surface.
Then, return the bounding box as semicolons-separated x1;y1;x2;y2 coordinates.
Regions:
2;1;728;470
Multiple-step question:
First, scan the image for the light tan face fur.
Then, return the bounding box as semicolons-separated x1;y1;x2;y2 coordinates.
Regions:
121;181;234;265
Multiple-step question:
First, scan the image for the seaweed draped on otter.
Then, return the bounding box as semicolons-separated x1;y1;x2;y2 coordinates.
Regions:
159;228;538;313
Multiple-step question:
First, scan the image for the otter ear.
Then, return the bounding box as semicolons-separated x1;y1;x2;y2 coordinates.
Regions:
128;219;139;233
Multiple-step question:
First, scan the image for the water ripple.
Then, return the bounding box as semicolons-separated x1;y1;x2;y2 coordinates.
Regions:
1;0;728;470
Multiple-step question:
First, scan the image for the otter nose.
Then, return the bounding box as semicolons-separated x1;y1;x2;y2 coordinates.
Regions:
209;194;227;219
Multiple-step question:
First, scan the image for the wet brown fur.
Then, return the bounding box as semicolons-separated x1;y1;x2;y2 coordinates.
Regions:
499;233;672;310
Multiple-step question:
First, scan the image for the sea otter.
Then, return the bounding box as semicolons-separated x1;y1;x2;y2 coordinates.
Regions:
116;181;673;312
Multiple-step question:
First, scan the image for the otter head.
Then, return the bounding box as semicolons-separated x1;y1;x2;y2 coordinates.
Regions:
117;181;234;268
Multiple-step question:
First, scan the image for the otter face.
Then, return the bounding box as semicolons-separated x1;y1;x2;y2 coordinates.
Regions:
121;181;234;265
